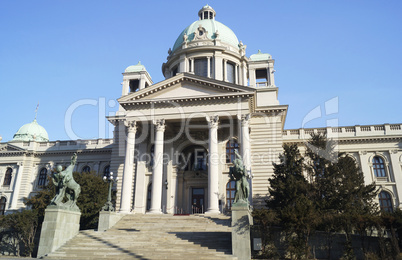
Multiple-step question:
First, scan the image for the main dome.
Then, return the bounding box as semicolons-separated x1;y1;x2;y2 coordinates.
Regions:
172;5;239;52
12;119;49;142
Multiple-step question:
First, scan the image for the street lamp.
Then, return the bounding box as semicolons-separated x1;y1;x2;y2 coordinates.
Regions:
102;172;118;211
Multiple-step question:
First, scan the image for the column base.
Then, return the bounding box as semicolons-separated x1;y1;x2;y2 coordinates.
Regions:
119;209;131;214
204;209;220;215
147;209;163;214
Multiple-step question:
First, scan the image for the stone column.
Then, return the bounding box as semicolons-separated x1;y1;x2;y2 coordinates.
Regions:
10;163;23;209
389;151;402;207
120;120;136;213
242;61;248;86
139;74;146;90
241;115;252;204
206;115;220;214
94;161;100;174
358;151;372;186
190;58;194;73
269;62;275;86
207;57;211;78
223;59;227;81
249;68;256;87
235;64;239;84
214;51;223;80
149;119;165;214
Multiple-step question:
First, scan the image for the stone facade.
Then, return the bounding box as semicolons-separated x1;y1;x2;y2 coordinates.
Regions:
0;5;400;215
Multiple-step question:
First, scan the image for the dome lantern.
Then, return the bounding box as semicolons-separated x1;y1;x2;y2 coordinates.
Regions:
198;5;216;20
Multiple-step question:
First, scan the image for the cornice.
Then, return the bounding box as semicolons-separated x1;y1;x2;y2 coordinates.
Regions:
120;92;254;108
118;73;256;104
34;148;112;157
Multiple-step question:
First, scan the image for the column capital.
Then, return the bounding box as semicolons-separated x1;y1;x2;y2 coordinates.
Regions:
124;120;137;133
239;114;251;127
153;119;166;132
206;115;219;128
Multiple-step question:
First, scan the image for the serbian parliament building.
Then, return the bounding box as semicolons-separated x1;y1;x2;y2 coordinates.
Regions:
0;5;401;216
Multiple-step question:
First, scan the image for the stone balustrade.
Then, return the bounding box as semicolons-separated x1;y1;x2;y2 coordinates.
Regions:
282;124;402;140
15;138;114;151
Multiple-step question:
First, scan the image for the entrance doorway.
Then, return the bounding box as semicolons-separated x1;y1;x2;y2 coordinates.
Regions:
191;188;205;214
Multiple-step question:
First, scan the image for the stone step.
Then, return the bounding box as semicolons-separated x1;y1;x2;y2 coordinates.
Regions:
44;214;236;260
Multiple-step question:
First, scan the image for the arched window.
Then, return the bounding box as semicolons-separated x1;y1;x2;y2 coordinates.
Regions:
226;139;239;163
378;191;393;212
3;168;12;186
226;180;236;210
0;197;6;215
179;145;207;171
146;183;152;211
373;156;386;177
38;168;47;187
103;165;110;178
82;166;91;173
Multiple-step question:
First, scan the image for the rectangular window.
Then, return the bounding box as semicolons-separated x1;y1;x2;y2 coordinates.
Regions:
226;62;235;83
194;58;208;77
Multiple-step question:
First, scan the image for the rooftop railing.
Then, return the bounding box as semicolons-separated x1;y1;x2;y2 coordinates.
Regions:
283;124;402;140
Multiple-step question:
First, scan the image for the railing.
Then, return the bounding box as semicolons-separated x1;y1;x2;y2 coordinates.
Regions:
192;205;204;214
283;123;402;139
33;138;114;148
255;81;275;88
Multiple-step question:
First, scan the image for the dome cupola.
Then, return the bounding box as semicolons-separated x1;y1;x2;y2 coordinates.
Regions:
163;5;248;85
12;119;49;142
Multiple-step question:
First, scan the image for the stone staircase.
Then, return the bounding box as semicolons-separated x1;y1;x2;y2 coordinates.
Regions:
43;214;237;259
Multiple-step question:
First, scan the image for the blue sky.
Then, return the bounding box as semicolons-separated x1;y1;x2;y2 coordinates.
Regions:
0;0;401;142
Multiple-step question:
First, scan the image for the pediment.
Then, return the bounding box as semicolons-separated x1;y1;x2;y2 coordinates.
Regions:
0;144;27;153
118;73;255;103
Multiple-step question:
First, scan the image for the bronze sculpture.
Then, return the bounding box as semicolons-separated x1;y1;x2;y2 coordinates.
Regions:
50;153;81;211
229;150;250;204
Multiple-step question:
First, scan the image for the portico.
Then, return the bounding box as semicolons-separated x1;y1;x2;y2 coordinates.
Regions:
106;5;286;215
113;93;253;214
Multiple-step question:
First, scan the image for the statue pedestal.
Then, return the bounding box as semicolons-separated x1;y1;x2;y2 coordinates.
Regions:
98;211;124;232
37;207;81;258
231;201;252;260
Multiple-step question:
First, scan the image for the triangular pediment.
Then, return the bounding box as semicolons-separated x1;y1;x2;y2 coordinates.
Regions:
0;144;27;153
118;73;255;103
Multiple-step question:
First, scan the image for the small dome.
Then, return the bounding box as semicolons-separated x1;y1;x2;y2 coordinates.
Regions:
250;50;272;61
125;61;146;73
172;6;239;52
12;119;49;142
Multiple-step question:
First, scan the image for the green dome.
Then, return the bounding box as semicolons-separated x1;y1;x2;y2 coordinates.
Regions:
125;61;146;73
250;50;272;61
172;14;239;52
12;119;49;142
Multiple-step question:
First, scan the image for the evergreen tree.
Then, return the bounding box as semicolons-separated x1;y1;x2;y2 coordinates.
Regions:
0;209;38;257
73;171;108;230
305;134;378;258
267;143;318;259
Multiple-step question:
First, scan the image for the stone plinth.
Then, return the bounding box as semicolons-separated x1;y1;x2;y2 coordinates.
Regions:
37;207;81;258
231;201;252;260
98;211;124;232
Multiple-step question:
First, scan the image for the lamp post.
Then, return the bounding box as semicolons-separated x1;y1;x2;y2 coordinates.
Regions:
102;172;118;212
